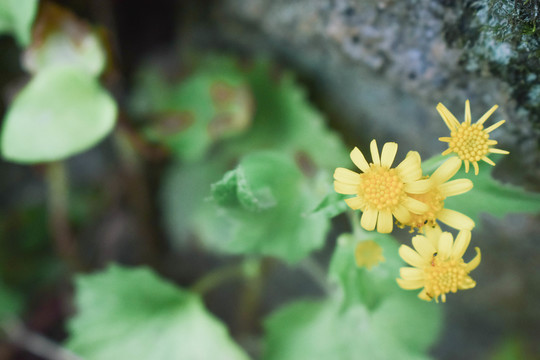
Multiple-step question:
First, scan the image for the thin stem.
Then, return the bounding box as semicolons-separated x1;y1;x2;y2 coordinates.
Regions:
1;319;82;360
190;262;246;296
113;129;162;265
45;162;81;270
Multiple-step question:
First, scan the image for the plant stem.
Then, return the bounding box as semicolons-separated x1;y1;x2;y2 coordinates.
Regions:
45;162;81;271
1;319;82;360
190;262;246;296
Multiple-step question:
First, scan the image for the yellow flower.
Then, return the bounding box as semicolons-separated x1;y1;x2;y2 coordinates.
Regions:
401;156;475;231
396;227;481;303
437;100;509;175
334;139;431;233
354;240;385;270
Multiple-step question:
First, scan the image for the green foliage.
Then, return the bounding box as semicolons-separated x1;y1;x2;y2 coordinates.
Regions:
0;0;38;46
225;60;348;170
132;66;252;162
66;265;249;360
264;294;441;360
156;57;347;262
22;22;106;76
201;151;330;263
1;66;117;163
444;157;540;224
329;231;403;309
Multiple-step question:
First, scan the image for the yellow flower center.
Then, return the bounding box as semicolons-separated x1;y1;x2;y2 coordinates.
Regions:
360;166;405;211
424;256;472;301
449;123;490;162
406;188;444;229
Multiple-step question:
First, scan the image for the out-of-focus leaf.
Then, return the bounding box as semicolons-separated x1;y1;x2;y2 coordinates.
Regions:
311;190;348;218
225;60;348;171
21;3;106;76
328;230;403;309
1;66;117;163
200;151;330;263
161;158;226;246
66;265;249;360
131;65;253;162
444;157;540;224
0;0;38;46
264;294;441;360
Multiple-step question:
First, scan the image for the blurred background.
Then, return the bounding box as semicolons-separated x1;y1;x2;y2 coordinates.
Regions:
0;0;539;359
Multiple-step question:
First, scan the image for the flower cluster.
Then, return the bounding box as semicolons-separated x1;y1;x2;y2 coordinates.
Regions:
334;100;508;302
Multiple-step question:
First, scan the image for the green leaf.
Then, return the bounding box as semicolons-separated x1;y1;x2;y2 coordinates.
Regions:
200;151;330;263
328;230;403;309
264;295;441;360
444;157;540;224
66;265;249;360
1;66;117;163
311;190;348;218
225;60;348;171
22;18;106;76
161;158;227;245
132;66;252;162
0;0;38;46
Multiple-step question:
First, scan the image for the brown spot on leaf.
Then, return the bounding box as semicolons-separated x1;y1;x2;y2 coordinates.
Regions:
155;111;195;135
210;81;237;106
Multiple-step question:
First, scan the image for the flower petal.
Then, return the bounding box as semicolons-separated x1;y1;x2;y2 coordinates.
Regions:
380;142;398;168
360;208;378;231
396;151;422;182
412;235;436;259
392;205;411;224
436;103;460;130
458;276;476;290
485;119;505;133
438;208;475;230
424;225;442;248
451;230;471;259
465;247;481;272
400;267;424;280
438;179;473;197
334;167;361;184
344;196;365;210
377;210;393;233
476;104;498;126
404;179;432;194
370;139;380;166
402;197;429;214
430;156;461;184
472;162;479;175
396;278;424;290
334;181;358;195
418;289;433;301
489;148;509;155
350;147;370;173
482;156;496;166
464;100;471;124
437;232;453;259
399;244;427;268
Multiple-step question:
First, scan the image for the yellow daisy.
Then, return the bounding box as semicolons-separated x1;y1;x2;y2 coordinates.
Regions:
334;139;431;234
354;240;385;270
437;100;509;175
396;227;481;303
401;156;475;231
